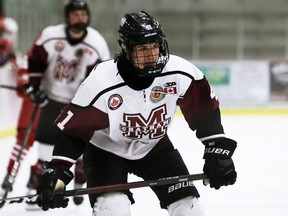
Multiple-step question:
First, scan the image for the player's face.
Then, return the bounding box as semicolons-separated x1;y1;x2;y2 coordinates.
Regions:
67;10;89;26
131;43;160;69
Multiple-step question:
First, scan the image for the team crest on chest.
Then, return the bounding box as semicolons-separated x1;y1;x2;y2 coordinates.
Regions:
120;104;171;139
108;94;123;110
75;49;84;58
150;86;165;103
54;55;80;83
55;41;64;52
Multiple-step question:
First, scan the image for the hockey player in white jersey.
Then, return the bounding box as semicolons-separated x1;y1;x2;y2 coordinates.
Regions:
0;17;19;126
10;0;110;208
36;11;237;215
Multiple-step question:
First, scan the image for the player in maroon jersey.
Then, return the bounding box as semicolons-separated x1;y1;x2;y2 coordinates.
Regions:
36;11;237;216
0;0;110;208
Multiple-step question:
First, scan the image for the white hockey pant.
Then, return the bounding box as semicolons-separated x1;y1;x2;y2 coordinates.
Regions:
167;196;206;216
92;192;131;216
91;193;205;216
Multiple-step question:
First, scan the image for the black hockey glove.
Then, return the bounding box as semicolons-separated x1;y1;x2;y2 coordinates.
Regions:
203;138;237;190
23;83;48;106
37;161;74;211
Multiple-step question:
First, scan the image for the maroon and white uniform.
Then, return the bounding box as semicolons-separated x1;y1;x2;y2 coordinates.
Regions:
26;23;110;163
28;23;110;104
35;11;236;213
54;55;224;163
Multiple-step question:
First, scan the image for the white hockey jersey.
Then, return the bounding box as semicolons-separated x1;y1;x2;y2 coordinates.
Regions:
54;55;224;162
28;24;110;104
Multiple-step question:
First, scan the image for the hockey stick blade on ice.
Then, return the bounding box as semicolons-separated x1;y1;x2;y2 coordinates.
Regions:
0;173;207;207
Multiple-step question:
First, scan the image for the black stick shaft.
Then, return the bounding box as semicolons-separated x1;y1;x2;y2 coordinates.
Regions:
66;173;207;197
0;173;207;207
0;84;21;91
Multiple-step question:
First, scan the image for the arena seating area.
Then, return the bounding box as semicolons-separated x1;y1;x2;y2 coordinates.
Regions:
6;0;288;60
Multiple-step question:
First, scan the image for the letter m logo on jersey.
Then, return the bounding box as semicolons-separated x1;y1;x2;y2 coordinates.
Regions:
120;105;171;139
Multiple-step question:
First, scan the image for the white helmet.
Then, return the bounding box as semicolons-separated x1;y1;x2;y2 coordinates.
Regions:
4;17;18;34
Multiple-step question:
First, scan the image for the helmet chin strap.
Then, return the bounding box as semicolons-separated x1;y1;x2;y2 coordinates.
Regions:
138;64;163;77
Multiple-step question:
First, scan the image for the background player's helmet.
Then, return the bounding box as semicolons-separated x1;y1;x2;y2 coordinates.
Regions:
118;11;169;77
64;0;90;25
3;17;19;34
64;0;90;18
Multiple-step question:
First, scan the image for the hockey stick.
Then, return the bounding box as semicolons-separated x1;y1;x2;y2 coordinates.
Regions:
1;104;39;201
0;173;207;207
0;84;22;91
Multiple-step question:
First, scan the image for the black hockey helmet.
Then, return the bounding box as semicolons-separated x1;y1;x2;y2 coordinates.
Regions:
64;0;90;19
118;11;169;77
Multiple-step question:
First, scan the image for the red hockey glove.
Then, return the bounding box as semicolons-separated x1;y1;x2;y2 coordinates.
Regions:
37;161;74;211
16;68;29;98
203;138;237;190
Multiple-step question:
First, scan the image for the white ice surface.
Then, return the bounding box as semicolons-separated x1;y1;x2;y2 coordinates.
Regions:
0;114;288;216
